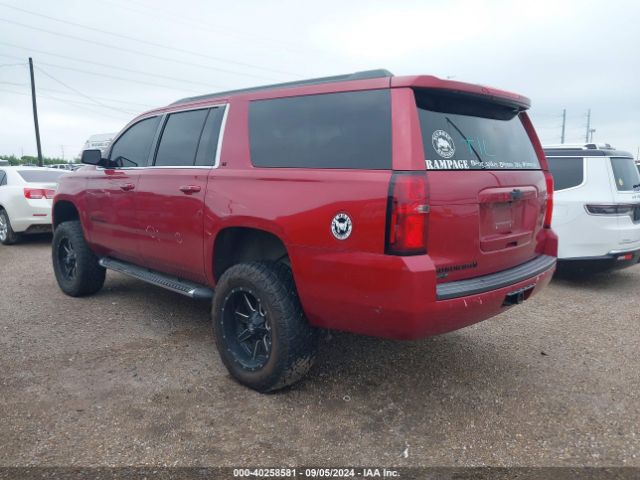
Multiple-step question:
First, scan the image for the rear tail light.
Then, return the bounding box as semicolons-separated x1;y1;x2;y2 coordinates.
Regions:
543;171;554;228
519;112;554;229
385;172;429;255
24;188;55;200
586;204;639;222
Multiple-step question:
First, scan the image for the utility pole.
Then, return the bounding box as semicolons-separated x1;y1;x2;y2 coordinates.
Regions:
561;109;566;144
60;145;65;161
585;108;591;143
28;57;43;167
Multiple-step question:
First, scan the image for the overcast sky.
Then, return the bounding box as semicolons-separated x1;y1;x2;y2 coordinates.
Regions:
0;0;638;160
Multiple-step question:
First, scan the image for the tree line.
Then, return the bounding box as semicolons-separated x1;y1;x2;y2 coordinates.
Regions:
0;154;77;166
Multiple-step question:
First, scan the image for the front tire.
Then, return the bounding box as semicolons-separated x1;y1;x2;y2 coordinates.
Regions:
52;220;105;297
0;209;22;245
212;262;317;392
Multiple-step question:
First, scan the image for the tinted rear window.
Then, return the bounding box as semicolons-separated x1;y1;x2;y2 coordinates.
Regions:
249;89;391;169
415;90;540;170
155;109;209;167
17;170;65;182
610;157;640;191
546;157;584;190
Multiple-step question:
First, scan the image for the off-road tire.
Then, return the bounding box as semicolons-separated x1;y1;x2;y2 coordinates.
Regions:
52;220;105;297
212;261;317;392
0;209;21;245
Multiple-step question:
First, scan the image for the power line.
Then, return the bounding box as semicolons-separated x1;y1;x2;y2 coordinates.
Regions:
0;53;202;93
2;87;135;115
0;62;25;67
100;0;322;60
0;2;300;78
0;81;155;108
35;66;137;115
0;88;134;121
0;15;289;81
0;41;223;89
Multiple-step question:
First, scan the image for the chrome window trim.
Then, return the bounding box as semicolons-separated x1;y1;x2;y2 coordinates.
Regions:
214;103;229;168
99;103;228;171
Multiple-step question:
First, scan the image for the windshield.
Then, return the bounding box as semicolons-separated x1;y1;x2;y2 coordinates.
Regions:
610;157;640;191
18;170;65;183
415;91;540;171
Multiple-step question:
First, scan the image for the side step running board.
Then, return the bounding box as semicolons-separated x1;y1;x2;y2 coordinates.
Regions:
99;257;214;300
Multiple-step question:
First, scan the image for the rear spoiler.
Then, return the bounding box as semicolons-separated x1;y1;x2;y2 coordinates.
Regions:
392;75;531;111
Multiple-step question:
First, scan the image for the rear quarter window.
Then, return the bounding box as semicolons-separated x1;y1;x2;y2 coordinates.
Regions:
610;157;640;191
546;157;584;190
249;89;391;169
415;90;540;171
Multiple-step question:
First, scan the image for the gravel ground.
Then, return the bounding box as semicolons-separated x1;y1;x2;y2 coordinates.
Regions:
0;235;638;467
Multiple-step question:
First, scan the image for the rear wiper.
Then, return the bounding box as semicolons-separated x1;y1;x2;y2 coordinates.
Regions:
445;117;483;163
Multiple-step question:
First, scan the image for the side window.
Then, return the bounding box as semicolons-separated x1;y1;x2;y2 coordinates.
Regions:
249;89;392;169
109;116;160;168
154;109;209;167
610;157;640;191
0;170;6;186
195;107;225;166
547;157;584;190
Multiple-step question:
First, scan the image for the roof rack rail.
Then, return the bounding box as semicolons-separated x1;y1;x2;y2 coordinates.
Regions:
171;69;394;105
543;143;615;151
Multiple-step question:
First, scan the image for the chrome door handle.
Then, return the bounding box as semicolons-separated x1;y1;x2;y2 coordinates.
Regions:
179;185;201;194
120;183;135;191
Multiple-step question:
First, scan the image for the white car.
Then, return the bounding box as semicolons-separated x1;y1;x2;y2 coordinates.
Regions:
0;167;66;245
544;143;640;273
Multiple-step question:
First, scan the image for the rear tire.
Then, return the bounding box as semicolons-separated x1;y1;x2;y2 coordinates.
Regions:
0;209;22;245
212;262;317;392
52;220;105;297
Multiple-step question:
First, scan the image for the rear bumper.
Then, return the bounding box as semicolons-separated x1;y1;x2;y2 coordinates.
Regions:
558;248;640;272
437;255;556;300
8;198;52;232
292;248;557;340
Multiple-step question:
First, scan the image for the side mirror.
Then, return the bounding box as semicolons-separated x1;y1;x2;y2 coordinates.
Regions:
81;149;104;165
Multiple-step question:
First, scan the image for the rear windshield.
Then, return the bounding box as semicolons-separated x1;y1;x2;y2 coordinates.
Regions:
610;157;640;191
249;89;391;169
17;170;65;183
415;90;540;171
546;157;584;190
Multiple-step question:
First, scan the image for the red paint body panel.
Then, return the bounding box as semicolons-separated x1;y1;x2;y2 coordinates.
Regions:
136;168;209;283
54;73;557;340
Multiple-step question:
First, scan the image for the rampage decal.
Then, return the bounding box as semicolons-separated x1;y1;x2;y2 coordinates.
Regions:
431;130;456;158
426;159;539;170
426;133;538;170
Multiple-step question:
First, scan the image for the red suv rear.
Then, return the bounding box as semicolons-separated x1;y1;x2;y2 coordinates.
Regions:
52;70;557;391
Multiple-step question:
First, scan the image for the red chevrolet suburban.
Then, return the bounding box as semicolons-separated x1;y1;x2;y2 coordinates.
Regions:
52;70;557;391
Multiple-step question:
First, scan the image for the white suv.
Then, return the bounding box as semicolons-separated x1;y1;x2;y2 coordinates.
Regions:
544;143;640;273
